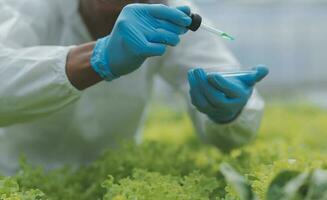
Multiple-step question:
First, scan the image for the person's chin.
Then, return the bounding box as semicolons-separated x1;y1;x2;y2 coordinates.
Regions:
95;0;125;11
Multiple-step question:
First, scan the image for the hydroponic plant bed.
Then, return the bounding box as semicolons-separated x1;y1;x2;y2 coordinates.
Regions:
0;104;326;200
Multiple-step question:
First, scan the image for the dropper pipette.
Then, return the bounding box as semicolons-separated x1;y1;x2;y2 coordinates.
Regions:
200;22;235;41
188;13;235;41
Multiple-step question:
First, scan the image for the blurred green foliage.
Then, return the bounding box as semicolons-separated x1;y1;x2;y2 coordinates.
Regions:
0;104;326;199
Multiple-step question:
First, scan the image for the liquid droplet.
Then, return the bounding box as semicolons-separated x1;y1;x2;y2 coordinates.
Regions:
221;32;235;41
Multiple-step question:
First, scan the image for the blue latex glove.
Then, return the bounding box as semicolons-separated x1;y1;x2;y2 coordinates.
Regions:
188;66;269;124
90;4;192;81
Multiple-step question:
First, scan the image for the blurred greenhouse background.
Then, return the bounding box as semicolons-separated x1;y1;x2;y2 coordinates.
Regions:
155;0;327;106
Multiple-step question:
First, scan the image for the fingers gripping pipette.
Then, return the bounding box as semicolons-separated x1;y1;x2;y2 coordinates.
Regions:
187;13;235;41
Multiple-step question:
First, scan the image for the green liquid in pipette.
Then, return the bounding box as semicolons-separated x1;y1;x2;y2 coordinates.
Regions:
200;23;235;41
221;32;235;41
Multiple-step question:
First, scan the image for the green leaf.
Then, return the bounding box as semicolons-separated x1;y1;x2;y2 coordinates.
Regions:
0;177;45;200
220;163;258;200
283;171;310;199
306;169;327;200
267;170;301;200
267;169;327;200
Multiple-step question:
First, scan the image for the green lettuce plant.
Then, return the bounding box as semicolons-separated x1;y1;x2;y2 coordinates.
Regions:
0;104;326;199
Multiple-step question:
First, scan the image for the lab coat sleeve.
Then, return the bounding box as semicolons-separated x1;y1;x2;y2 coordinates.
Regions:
157;5;265;152
0;1;81;126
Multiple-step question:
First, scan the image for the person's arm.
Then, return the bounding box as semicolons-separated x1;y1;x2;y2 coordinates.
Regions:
0;44;86;127
0;1;86;126
66;42;102;90
186;89;265;152
157;3;265;152
0;3;194;126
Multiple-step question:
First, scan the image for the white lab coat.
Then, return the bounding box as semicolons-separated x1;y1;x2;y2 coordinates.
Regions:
0;0;265;174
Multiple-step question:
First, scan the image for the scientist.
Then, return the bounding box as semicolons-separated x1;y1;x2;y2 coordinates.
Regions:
0;0;268;173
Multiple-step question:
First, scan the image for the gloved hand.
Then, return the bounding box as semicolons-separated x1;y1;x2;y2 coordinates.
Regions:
90;4;192;81
188;66;269;124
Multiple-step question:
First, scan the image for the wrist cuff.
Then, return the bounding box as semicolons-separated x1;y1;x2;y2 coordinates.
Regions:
90;37;118;82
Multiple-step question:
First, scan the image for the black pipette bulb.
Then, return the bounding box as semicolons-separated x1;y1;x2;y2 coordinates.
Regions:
188;13;202;32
